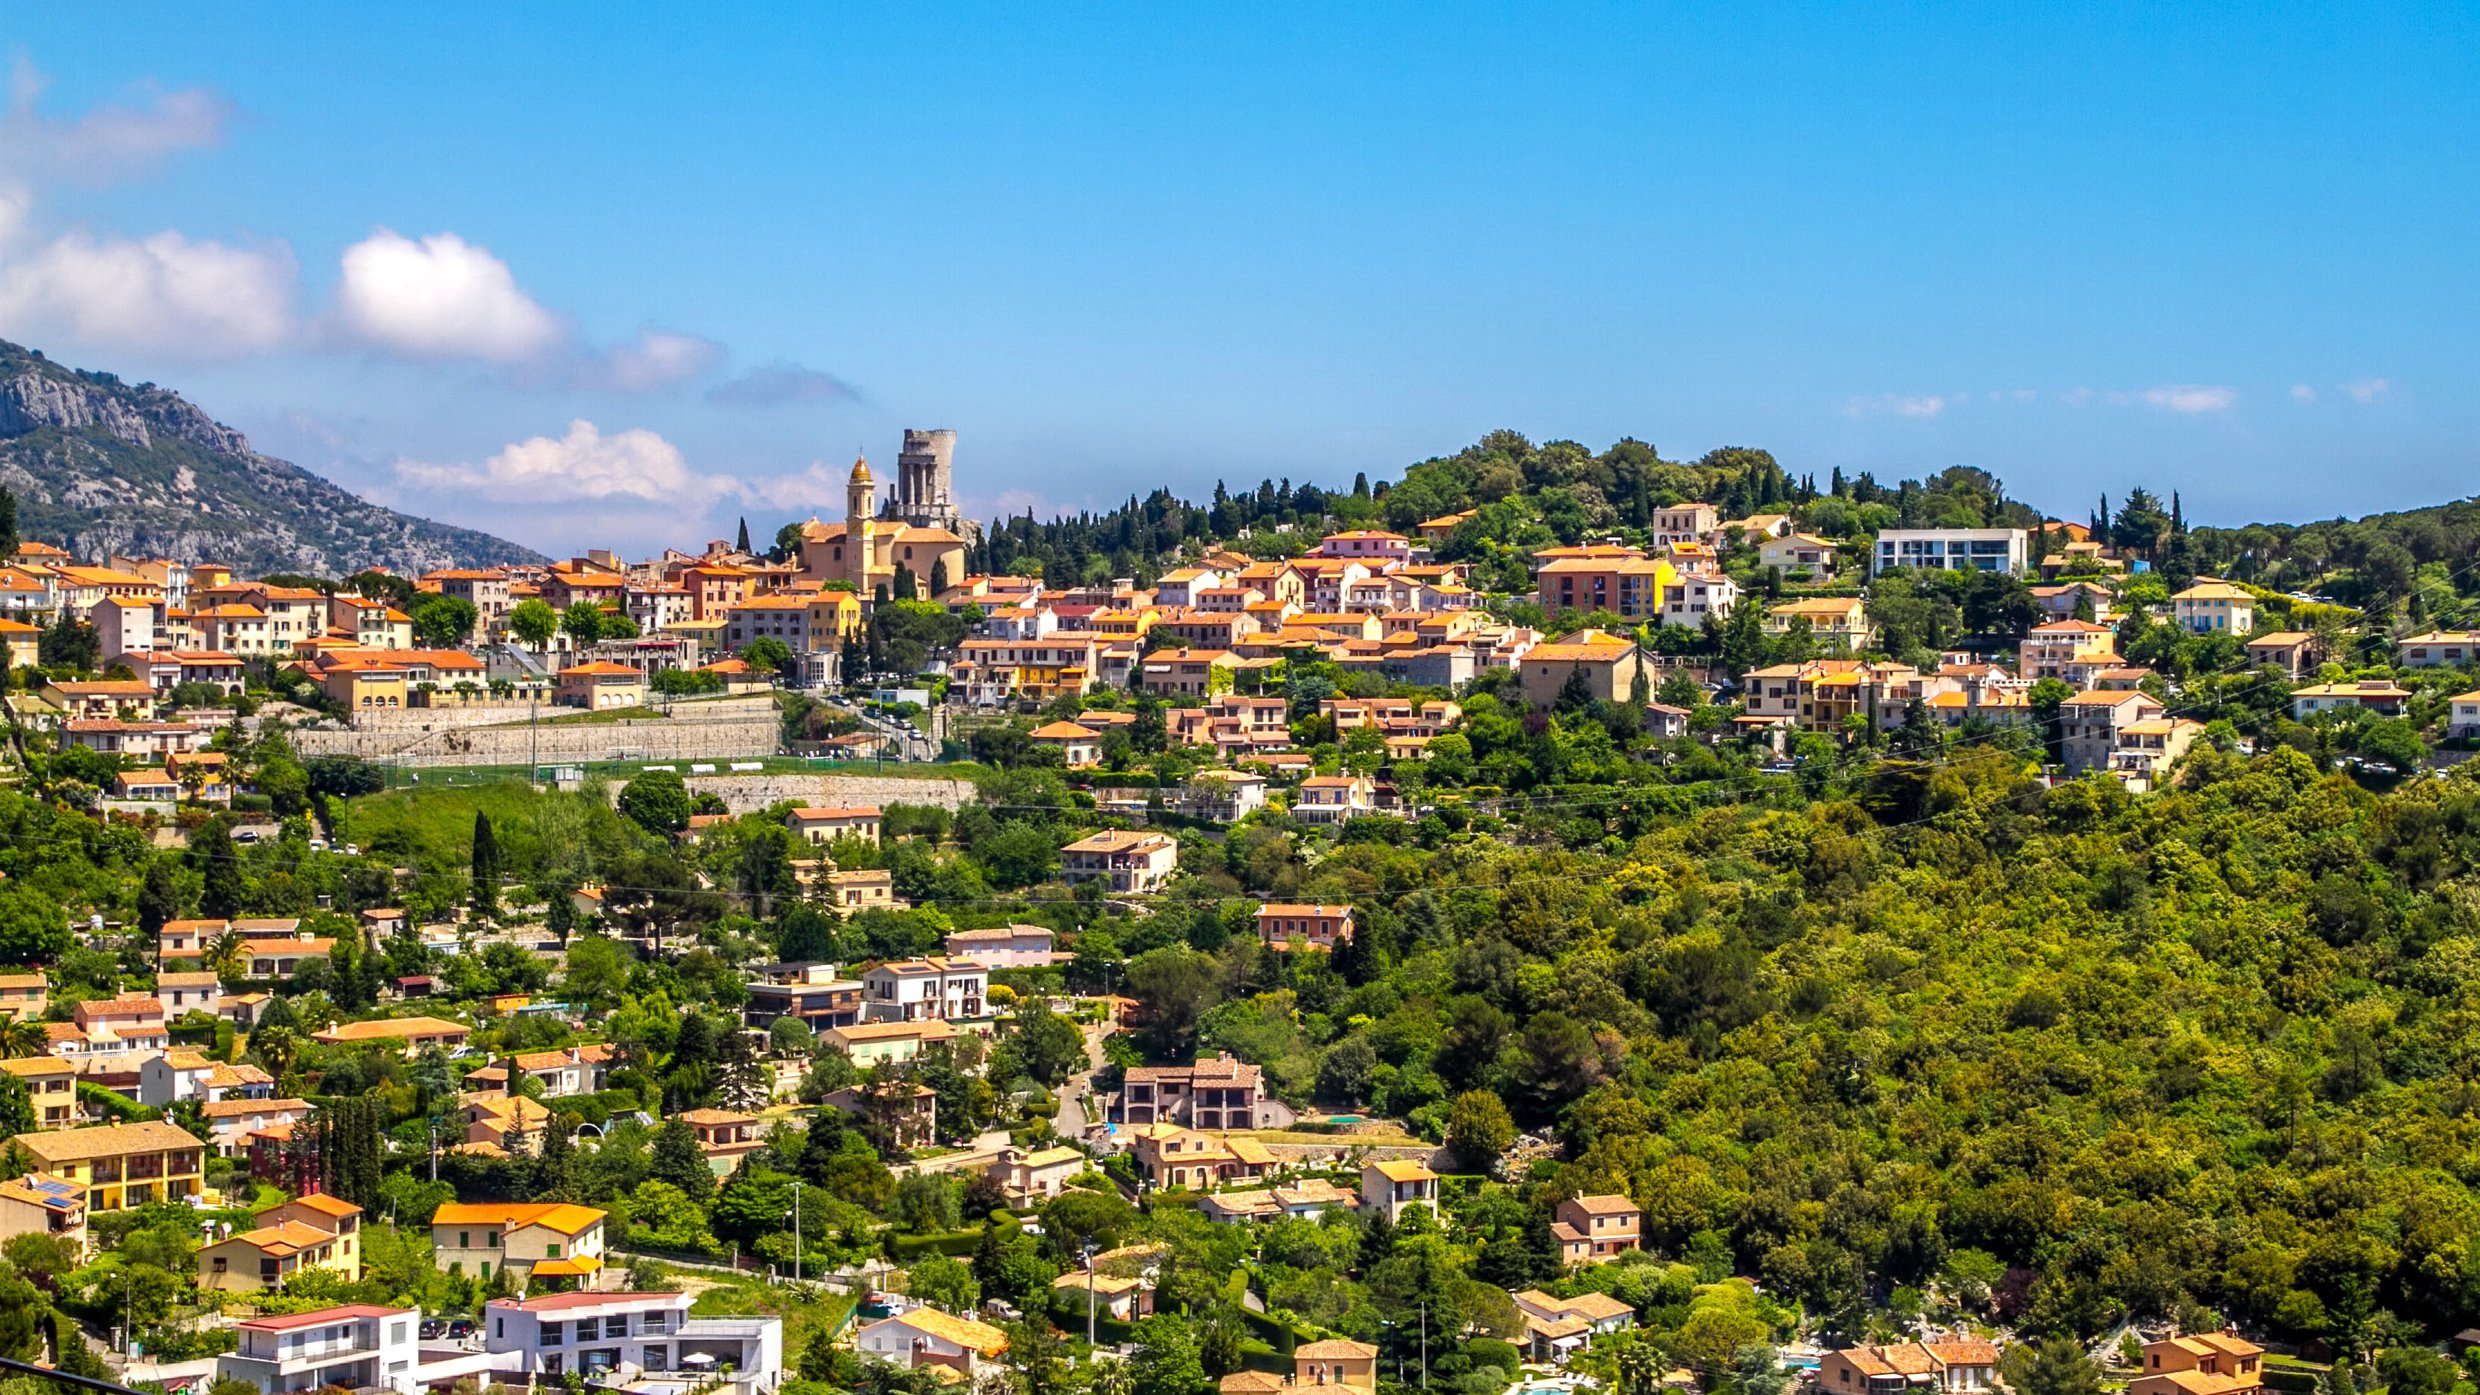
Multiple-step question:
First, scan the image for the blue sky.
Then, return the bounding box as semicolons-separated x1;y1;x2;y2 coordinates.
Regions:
3;4;2475;556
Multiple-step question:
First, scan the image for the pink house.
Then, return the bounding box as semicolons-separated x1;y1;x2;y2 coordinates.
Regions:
1317;530;1413;565
943;924;1057;969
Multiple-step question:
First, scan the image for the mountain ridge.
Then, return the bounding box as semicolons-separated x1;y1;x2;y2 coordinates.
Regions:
0;341;545;576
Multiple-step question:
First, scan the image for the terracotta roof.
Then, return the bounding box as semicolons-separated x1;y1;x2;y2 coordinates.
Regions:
430;1202;606;1235
238;1304;415;1332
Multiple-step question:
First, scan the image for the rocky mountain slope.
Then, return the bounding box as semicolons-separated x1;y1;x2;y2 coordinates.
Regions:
0;341;543;576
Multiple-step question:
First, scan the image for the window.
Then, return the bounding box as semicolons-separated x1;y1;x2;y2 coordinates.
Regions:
604;1316;628;1339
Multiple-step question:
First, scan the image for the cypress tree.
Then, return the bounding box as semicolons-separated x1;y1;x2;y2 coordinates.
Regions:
470;812;501;920
0;487;19;558
736;517;751;553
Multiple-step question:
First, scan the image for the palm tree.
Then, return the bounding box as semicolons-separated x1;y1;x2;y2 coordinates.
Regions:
0;1018;46;1058
252;1024;303;1081
207;928;247;982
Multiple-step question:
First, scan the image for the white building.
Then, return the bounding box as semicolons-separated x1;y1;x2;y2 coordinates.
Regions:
1871;529;2030;577
853;1309;1011;1378
1659;571;1738;627
1059;830;1179;893
218;1304;420;1395
482;1291;782;1390
1360;1158;1440;1225
859;958;989;1024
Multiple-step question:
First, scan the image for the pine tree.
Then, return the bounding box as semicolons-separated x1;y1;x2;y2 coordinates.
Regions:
649;1119;714;1201
470;812;501;920
534;1116;578;1201
136;859;181;937
196;823;245;920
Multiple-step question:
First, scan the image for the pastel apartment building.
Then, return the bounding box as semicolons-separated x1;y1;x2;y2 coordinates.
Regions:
2019;620;2118;681
1059;829;1179;893
12;1119;206;1211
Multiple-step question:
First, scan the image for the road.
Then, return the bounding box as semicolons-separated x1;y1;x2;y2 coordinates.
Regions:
1053;1018;1110;1142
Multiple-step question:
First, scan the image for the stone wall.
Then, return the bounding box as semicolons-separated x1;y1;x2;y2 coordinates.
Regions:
681;772;977;814
291;699;782;767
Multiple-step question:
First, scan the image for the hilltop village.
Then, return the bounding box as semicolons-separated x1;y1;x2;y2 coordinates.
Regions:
0;434;2473;1395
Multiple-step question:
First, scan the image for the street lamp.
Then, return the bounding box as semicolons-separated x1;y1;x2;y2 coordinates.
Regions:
781;1183;805;1285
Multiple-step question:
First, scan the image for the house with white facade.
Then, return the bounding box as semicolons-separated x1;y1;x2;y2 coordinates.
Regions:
859;958;989;1023
481;1290;782;1388
216;1304;420;1395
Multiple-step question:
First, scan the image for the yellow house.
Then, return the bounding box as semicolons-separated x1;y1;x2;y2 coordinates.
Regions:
0;619;38;670
429;1201;607;1284
1764;596;1875;651
198;1193;365;1292
12;1120;206;1211
317;661;410;712
0;1058;78;1130
2170;580;2256;635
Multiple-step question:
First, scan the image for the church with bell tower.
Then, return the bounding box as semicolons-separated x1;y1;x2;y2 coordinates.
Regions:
795;442;970;603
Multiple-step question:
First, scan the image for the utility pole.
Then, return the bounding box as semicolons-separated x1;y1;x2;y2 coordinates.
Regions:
1083;1241;1098;1350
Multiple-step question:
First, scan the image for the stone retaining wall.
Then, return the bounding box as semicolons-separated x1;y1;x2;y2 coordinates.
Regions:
681;773;977;813
292;704;781;767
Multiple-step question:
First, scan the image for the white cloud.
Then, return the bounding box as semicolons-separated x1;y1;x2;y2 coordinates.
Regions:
1844;393;1953;419
2341;377;2390;403
2289;383;2318;402
331;229;564;364
2135;384;2236;413
4;56;231;186
597;328;723;392
395;420;724;505
0;227;295;356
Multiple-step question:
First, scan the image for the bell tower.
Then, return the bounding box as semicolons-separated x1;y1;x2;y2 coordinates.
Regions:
847;455;875;584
